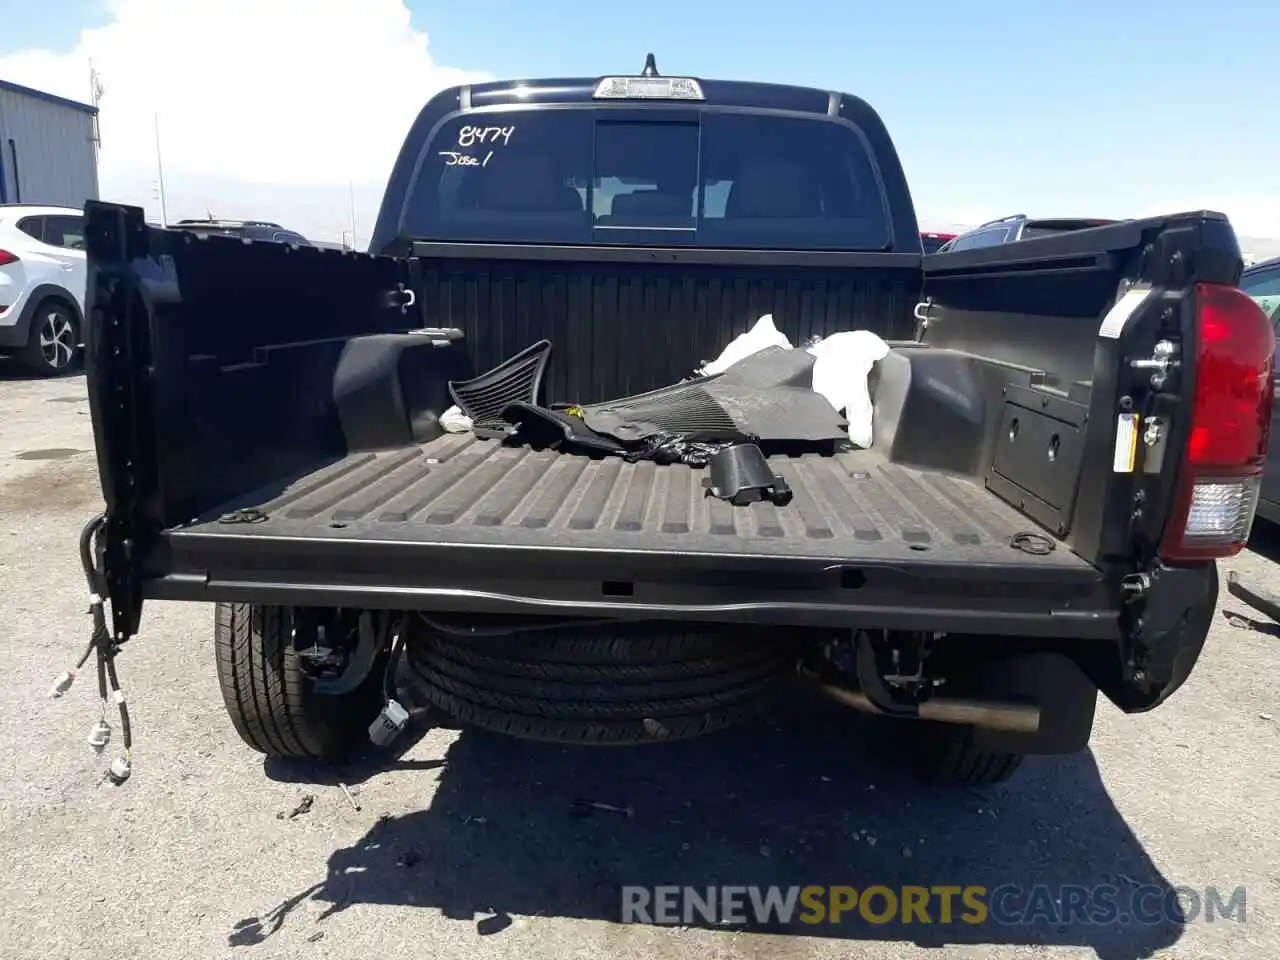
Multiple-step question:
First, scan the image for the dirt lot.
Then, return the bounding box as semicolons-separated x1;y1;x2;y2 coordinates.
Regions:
1;364;1277;960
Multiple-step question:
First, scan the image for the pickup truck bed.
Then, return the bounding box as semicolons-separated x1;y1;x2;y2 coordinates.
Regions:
77;73;1263;777
190;433;1091;569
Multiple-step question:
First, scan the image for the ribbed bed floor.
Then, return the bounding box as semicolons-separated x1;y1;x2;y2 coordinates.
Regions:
181;434;1093;570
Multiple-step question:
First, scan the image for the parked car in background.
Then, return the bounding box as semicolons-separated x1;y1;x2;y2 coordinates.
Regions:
0;203;87;376
1241;256;1280;526
920;231;957;254
937;214;1119;252
1243;255;1280;317
170;217;313;246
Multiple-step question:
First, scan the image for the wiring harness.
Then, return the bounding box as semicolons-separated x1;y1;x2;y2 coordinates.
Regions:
48;514;133;785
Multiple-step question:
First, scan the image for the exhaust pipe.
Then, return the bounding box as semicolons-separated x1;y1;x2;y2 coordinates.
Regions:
799;665;1041;734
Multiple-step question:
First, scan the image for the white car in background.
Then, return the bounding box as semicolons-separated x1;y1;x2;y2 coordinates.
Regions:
0;204;88;376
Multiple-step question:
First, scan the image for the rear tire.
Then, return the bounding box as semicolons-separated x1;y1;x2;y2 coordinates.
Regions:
18;299;80;376
910;723;1025;786
407;621;790;745
214;602;387;760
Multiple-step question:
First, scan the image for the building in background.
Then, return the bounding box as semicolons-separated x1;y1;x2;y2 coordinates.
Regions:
0;78;99;208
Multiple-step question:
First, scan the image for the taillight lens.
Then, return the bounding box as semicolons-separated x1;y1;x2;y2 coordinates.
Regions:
0;249;18;266
1160;283;1276;561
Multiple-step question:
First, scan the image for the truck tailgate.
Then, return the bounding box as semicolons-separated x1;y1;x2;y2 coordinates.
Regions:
175;433;1096;567
156;434;1114;636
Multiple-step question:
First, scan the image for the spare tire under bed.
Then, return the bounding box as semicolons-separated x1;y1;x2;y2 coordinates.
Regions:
405;619;792;745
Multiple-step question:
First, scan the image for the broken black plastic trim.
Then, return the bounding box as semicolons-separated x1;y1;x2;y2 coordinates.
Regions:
1093;560;1219;712
448;339;551;430
702;443;793;506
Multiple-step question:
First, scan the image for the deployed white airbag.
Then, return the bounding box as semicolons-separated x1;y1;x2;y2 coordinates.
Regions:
806;330;891;449
698;314;793;376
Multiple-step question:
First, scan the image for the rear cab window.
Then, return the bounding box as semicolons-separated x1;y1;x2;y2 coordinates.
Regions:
403;106;891;250
948;226;1014;251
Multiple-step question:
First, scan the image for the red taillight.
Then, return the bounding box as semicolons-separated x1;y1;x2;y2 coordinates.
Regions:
1160;283;1276;561
0;249;18;267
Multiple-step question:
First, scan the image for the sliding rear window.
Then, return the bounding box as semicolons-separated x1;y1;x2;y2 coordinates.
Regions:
401;108;890;250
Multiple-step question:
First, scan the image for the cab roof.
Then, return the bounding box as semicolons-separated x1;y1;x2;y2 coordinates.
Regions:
464;74;847;116
458;54;855;116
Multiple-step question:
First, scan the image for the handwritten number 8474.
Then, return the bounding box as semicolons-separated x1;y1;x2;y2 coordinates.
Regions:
457;125;515;147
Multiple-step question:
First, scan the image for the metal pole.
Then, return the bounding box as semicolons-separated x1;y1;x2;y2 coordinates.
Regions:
154;112;169;228
348;179;358;250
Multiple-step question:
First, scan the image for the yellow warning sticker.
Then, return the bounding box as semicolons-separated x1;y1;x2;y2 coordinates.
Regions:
1112;412;1140;473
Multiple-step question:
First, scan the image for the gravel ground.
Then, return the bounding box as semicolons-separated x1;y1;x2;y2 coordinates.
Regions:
1;364;1277;960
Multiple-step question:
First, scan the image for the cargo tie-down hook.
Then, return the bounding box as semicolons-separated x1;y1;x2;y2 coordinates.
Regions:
1009;531;1056;556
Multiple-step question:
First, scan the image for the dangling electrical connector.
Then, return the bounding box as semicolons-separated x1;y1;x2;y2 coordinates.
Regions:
368;620;409;747
369;700;409;747
88;718;111;753
107;755;132;785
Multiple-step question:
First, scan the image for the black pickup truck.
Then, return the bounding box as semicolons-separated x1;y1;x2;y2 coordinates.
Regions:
79;60;1275;787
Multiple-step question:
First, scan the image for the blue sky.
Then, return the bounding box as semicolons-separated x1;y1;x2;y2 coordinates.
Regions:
1;0;1276;241
421;0;1279;232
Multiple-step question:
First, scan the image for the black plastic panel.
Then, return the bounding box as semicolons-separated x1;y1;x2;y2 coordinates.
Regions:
415;256;919;405
332;334;474;451
987;386;1088;536
869;348;990;476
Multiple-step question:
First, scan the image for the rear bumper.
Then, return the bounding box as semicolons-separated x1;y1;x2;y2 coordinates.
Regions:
0;305;29;348
0;282;83;350
0;268;26;346
150;532;1121;639
147;538;1222;720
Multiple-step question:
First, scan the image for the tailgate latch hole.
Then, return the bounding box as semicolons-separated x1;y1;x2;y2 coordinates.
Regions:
839;568;866;590
602;580;634;597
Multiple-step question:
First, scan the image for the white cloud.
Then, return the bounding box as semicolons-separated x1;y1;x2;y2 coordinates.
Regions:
0;0;488;243
1135;194;1280;244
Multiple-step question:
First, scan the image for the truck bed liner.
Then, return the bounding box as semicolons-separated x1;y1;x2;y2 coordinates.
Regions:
180;433;1093;573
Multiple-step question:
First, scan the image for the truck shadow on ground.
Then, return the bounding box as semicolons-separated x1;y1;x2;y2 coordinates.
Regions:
233;694;1185;959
